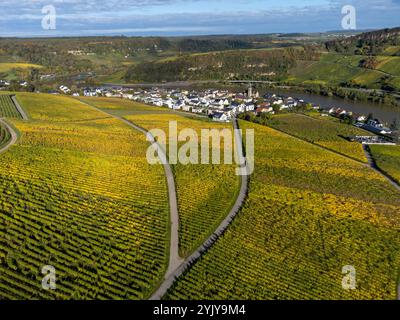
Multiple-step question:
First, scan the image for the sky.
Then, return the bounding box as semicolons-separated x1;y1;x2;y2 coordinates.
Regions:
0;0;399;37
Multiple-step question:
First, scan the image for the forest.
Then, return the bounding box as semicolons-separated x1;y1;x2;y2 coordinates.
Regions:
325;27;400;55
124;46;321;82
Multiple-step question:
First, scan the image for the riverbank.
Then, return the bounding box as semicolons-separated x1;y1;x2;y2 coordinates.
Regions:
270;87;400;125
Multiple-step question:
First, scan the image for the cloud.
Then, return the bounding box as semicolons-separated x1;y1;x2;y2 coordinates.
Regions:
0;0;399;36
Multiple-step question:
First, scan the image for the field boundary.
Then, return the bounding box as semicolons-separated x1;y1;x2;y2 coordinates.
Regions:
363;144;400;191
149;117;250;300
10;95;28;120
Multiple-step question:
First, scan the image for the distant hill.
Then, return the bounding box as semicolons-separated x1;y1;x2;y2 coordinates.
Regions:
124;47;321;82
326;27;400;55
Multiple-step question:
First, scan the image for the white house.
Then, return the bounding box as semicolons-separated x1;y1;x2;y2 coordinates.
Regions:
212;112;229;122
59;85;71;94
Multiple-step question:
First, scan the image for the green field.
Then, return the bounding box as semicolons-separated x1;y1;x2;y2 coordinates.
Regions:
265;113;371;162
0;93;170;299
166;121;400;300
78;97;240;257
370;145;400;184
0;63;43;81
289;53;361;85
383;46;400;56
377;56;400;75
0;63;42;73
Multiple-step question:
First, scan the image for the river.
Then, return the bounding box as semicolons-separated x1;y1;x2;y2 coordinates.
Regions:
273;89;400;125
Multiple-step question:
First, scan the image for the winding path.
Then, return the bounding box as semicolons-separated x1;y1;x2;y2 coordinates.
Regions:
77;100;184;279
0;119;18;154
78;99;250;300
149;118;249;300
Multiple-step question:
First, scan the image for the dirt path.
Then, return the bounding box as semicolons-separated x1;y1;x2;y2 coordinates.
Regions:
0;119;18;154
77;99;184;279
149;117;249;300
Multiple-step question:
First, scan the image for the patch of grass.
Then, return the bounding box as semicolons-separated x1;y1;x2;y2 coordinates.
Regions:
383;46;400;56
376;56;400;76
351;70;383;87
370;145;400;184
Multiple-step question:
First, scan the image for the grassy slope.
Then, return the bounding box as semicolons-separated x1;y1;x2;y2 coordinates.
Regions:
0;63;43;73
369;145;400;184
166;120;400;300
78;97;240;258
0;93;170;299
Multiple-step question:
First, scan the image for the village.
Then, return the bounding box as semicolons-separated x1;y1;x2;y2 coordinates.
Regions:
82;86;307;122
81;86;397;140
0;79;397;141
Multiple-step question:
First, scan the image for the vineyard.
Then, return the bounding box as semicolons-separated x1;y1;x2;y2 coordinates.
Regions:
0;122;11;149
127;113;240;257
0;95;22;119
79;97;240;258
370;145;400;184
78;97;171;117
266;113;371;162
165;120;400;300
0;93;170;299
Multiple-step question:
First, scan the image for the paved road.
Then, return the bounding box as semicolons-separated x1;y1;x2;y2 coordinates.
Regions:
362;144;400;191
0;119;18;154
149;117;250;300
11;95;28;120
77;99;184;278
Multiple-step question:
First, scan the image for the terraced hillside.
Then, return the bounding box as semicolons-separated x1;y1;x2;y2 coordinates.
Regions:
166;120;400;300
265;113;371;162
370;145;400;184
78;97;240;258
0;93;170;299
